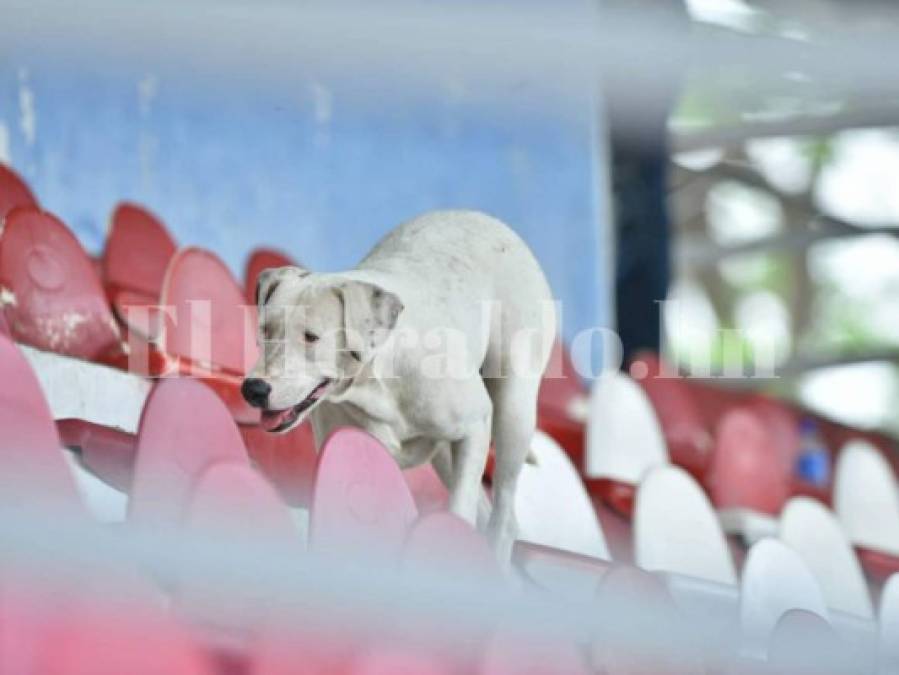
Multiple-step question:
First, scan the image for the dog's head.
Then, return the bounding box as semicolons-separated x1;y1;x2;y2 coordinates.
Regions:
241;266;404;433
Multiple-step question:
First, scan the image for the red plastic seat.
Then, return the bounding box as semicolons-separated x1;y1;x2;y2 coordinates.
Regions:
0;163;38;218
707;407;791;516
0;208;123;361
309;428;418;558
634;352;712;480
240;421;318;507
0;310;8;336
154;247;259;422
101;202;176;318
0;333;83;509
57;420;137;493
128;378;249;529
856;547;899;586
244;248;296;304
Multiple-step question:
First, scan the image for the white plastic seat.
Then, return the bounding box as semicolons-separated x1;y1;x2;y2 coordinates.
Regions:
879;574;899;670
740;538;829;658
585;370;668;482
834;440;899;556
515;431;610;560
779;497;874;619
633;465;737;586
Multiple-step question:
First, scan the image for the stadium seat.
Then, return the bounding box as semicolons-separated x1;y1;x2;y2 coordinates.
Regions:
0;207;124;362
0;333;84;510
779;497;874;619
0;310;8;335
309;428;418;559
879;574;899;670
512;541;611;599
154;247;259;422
834;440;899;558
0;162;38;218
708;407;789;543
634;465;737;586
244;247;296;305
402;512;497;579
403;462;450;516
594;565;704;675
585;369;668;518
537;339;588;465
634;352;712;479
177;462;300;628
739;539;829;658
767;609;849;675
128;378;250;529
515;430;609;560
101;202;177;322
240;421;318;507
183;461;297;542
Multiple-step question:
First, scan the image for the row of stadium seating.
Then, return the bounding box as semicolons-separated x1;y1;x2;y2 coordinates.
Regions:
2;161;899;672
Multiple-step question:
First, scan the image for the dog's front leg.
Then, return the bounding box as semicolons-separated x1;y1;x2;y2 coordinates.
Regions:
447;419;491;526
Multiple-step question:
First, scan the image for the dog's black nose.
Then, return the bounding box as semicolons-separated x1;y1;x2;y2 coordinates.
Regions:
241;378;271;409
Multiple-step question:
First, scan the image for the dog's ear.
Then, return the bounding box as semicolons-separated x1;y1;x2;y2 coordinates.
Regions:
255;266;309;307
337;281;404;362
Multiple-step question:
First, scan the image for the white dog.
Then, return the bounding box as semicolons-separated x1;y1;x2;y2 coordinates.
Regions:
242;210;555;559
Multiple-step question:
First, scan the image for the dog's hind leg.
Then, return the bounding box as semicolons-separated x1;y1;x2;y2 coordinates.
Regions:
431;442;491;530
484;375;540;563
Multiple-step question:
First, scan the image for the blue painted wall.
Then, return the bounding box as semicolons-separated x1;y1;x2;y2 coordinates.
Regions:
0;43;611;367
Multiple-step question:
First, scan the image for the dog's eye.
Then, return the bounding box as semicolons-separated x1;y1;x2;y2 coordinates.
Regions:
303;331;320;344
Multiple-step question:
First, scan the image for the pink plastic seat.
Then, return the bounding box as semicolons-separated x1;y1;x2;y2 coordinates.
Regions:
0;310;8;335
0;163;38;218
128;378;249;529
0;208;123;361
403;512;497;579
102;202;176;315
244;248;296;305
707;407;791;516
309;428;418;558
177;463;298;628
0;333;82;509
403;463;450;515
184;462;296;542
240;421;318;507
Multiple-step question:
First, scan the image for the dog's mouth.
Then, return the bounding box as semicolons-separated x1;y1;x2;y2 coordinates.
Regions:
261;379;331;433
